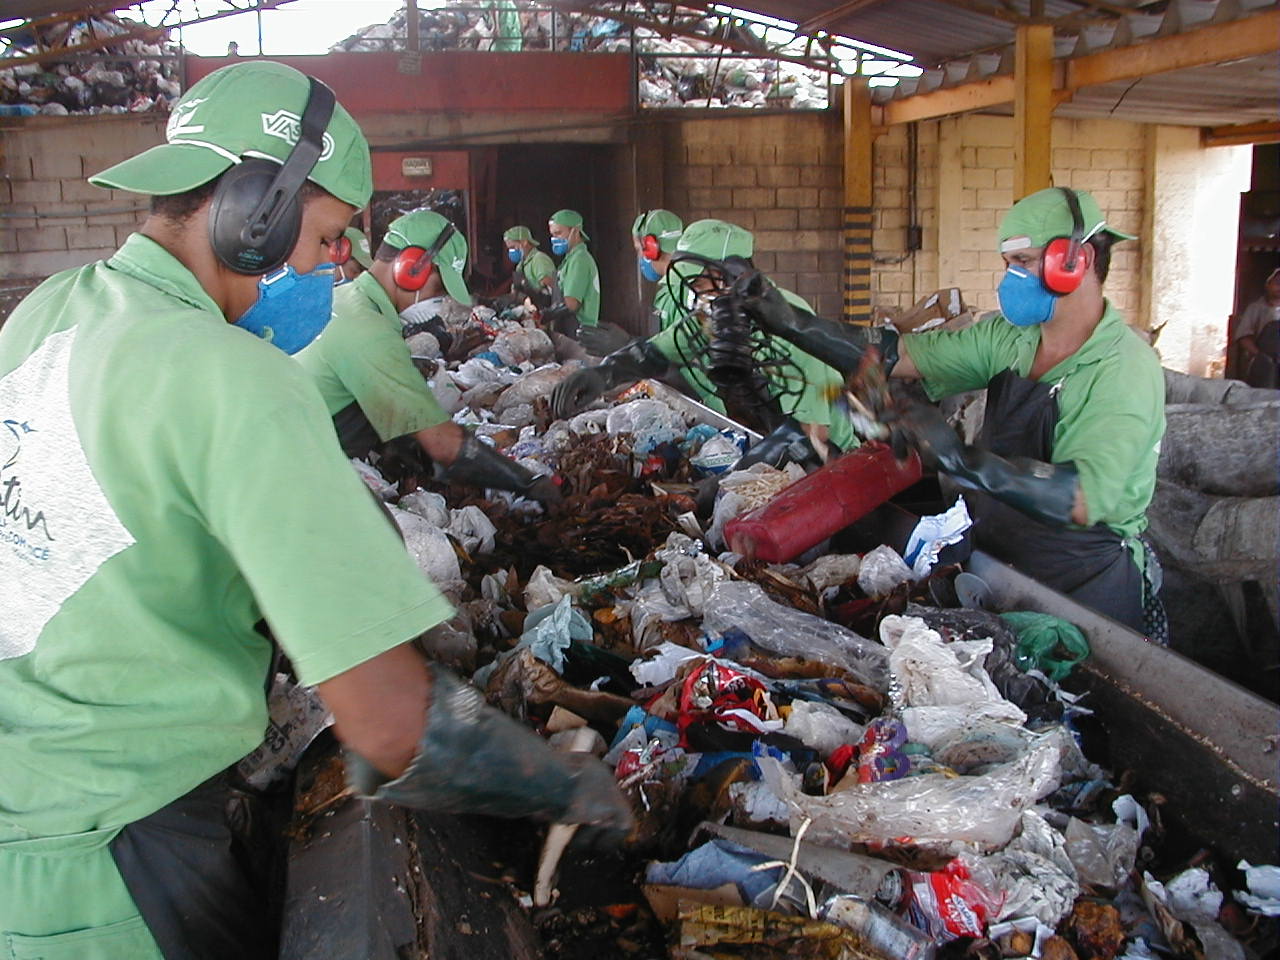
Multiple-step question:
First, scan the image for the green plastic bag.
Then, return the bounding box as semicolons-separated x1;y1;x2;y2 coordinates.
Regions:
1000;611;1090;682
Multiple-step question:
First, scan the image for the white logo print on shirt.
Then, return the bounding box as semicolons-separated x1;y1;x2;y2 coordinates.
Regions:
0;328;136;660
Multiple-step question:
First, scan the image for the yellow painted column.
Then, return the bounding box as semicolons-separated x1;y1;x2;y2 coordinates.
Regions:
842;76;873;323
1013;23;1054;200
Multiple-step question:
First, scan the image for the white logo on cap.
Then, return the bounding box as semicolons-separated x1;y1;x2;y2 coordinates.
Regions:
167;97;207;139
260;110;335;162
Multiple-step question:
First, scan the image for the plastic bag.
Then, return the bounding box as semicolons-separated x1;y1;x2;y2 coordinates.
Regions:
605;398;687;454
857;545;915;597
494;364;569;418
799;554;861;594
901;702;1029;749
905;859;1004;940
1236;860;1280;916
351;458;397;500
702;581;889;690
567;408;612;435
448;504;497;555
525;565;576;609
654;533;729;619
782;700;864;758
758;742;1061;852
397;489;450;528
1065;817;1138;889
1000;611;1090;682
881;615;1009;710
387;505;463;593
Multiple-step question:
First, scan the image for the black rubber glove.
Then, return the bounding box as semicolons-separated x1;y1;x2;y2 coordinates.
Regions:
577;322;632;357
736;417;823;470
347;665;634;836
742;285;899;378
550;338;670;420
443;433;561;504
889;400;1079;527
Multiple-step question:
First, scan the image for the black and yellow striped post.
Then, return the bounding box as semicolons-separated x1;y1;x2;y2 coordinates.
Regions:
842;76;873;324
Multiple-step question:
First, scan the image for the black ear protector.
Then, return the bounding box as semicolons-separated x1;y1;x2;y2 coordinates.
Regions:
208;76;336;275
1041;186;1088;295
392;221;458;292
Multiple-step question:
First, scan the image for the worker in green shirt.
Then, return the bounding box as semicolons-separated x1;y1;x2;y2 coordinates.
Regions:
578;208;686;356
552;218;854;463
0;61;628;958
742;187;1165;635
297;210;560;502
488;1;522;51
548;207;601;329
632;208;684;331
503;223;556;304
333;225;372;284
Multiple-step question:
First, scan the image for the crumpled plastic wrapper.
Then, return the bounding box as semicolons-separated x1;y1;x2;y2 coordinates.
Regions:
605;398;689;454
454;356;516;390
352;458;398;500
798;553;861;594
703;581;889;690
448;504;497;555
981;809;1081;926
759;742;1062;852
857;544;916;598
525;565;577;609
491;326;554;367
1236;860;1280;916
494;364;569;419
405;331;441;359
1064;817;1139;889
398;489;451;527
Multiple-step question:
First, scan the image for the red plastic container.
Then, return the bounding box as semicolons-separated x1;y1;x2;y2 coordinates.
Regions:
725;443;922;563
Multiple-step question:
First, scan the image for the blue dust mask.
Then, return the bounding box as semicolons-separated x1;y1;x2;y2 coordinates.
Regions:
234;262;336;354
550;235;569;256
997;266;1058;327
639;258;661;283
507;248;523;264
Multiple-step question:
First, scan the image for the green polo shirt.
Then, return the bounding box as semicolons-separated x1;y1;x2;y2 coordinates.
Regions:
654;280;681;332
557;242;601;327
296;271;450;441
649;288;855;451
517;248;556;291
904;301;1165;539
0;234;452;847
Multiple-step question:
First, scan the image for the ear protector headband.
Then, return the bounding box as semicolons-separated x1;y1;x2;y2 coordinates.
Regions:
1041;187;1088;295
330;234;352;265
209;76;336;275
392;221;458;292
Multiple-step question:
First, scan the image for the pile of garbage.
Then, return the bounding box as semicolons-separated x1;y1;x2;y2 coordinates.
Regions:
330;295;1280;959
330;1;833;109
0;12;180;117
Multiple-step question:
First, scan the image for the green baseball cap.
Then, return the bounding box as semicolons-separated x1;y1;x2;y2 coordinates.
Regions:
998;187;1135;253
669;218;755;286
89;61;372;209
503;225;538;246
344;227;372;268
631;209;684;253
384;210;471;305
549;208;589;241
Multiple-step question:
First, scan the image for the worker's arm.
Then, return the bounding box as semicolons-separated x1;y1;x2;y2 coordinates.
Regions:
563;295;582;313
551;336;670;419
1237;333;1261;357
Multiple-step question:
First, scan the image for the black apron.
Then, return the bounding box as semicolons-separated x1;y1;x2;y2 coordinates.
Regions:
968;368;1145;631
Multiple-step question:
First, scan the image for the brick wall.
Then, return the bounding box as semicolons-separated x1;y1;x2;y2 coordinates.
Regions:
659;113;846;317
871;114;1147;325
1;115;165;280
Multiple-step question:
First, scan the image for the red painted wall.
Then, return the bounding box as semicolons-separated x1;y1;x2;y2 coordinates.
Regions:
371;150;469;191
184;52;633;117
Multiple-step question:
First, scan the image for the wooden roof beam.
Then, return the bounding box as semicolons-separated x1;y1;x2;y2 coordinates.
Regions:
881;7;1279;124
1202;121;1280;148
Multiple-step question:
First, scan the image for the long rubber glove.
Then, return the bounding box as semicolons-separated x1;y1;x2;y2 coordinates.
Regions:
443;433;561;504
736;417;822;470
550;338;670;420
892;400;1078;526
743;285;899;377
347;665;634;834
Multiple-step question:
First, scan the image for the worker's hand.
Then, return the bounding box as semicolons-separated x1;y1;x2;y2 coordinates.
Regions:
551;366;612;420
540;303;579;338
557;752;634;839
577;322;632;357
523;474;563;506
881;398;964;472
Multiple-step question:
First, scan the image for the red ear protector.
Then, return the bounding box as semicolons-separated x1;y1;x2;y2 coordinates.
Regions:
1041;187;1088;295
392;221;458;292
330;235;352;266
640;233;661;261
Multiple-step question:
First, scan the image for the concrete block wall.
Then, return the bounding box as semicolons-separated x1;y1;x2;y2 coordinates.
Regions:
660;113;846;317
872;114;1147;325
1;115;165;280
